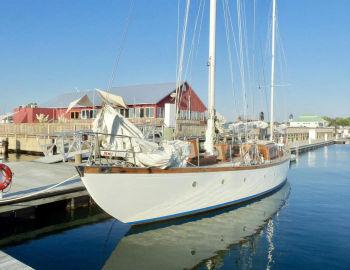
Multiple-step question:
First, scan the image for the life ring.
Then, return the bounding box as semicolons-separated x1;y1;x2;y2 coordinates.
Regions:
0;163;13;191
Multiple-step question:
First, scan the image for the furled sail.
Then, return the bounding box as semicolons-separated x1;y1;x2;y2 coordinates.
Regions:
93;105;190;169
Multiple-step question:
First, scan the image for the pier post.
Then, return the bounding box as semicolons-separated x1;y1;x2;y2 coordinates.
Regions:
0;138;9;159
15;139;21;154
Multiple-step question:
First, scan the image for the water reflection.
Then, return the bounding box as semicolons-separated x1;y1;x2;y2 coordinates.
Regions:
103;183;290;270
307;151;316;167
323;146;329;166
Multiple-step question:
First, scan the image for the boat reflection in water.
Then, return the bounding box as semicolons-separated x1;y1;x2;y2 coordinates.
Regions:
103;182;290;270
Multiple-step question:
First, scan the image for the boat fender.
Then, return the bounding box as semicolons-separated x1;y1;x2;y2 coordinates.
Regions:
0;163;13;191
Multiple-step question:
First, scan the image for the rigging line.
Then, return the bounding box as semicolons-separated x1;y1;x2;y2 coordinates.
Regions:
252;0;257;119
178;0;205;122
222;0;237;119
237;0;251;121
277;17;288;84
276;11;289;122
236;0;248;139
176;0;181;85
265;1;273;117
245;1;256;121
241;0;253;119
226;1;241;116
107;0;135;91
181;0;205;123
184;0;204;81
237;0;247;119
187;0;206;83
193;0;206;66
257;2;273;122
175;0;191;120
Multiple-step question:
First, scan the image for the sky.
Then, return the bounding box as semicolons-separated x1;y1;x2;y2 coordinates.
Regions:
0;0;349;121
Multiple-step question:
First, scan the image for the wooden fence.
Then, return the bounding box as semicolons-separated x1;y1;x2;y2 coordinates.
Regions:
0;122;92;136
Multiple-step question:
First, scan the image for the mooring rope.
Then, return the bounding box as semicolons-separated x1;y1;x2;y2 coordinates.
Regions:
0;174;80;203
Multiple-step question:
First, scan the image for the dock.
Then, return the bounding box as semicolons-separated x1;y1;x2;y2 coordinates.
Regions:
0;161;91;220
0;251;33;269
289;140;336;154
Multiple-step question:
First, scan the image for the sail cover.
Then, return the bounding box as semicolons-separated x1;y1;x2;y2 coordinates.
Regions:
97;89;127;108
66;94;93;113
93;105;190;168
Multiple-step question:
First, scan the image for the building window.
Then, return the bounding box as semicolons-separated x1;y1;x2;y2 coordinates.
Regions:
157;107;164;118
135;108;140;118
81;109;97;119
129;108;134;118
145;107;154;118
124;109;129;118
70;111;80;119
134;107;155;118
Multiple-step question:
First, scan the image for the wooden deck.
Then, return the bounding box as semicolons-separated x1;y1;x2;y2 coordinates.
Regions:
0;251;33;270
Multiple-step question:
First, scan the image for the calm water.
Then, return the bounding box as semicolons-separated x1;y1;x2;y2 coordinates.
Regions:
1;145;350;269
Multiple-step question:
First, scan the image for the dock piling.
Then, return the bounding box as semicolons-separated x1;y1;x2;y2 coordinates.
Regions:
0;138;9;159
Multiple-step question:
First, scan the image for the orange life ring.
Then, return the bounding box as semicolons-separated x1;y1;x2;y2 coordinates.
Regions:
0;163;13;191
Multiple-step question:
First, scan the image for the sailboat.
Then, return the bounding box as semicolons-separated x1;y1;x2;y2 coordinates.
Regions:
77;0;290;225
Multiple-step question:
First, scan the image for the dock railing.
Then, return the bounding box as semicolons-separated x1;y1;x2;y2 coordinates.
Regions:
0;122;92;136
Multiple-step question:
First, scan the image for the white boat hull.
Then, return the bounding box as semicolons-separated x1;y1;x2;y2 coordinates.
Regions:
103;182;290;270
81;158;290;224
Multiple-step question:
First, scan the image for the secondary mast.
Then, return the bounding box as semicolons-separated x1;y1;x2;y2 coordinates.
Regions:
204;0;217;155
269;0;277;141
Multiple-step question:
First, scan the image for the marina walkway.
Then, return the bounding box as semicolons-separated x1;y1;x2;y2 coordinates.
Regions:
0;251;33;269
0;161;86;215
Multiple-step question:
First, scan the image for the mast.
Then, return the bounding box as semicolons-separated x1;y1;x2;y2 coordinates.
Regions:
204;0;217;155
269;0;277;141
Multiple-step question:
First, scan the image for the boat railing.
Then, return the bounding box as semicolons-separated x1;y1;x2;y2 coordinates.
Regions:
35;130;139;165
77;131;138;166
